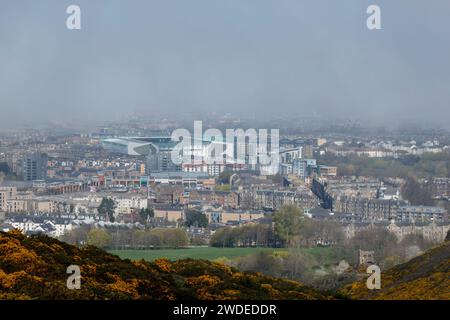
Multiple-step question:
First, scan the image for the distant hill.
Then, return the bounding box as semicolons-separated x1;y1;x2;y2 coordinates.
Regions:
0;230;331;300
340;239;450;300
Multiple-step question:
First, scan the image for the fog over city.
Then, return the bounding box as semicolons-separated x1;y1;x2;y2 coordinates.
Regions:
1;0;450;129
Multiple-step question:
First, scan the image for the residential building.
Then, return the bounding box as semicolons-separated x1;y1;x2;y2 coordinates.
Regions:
23;153;48;181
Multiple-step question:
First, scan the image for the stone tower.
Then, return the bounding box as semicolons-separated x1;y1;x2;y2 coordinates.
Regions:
359;250;375;266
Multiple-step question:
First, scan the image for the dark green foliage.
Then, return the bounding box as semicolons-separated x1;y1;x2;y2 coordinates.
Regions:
218;170;232;184
210;224;275;247
139;208;154;223
97;197;116;222
184;210;208;228
273;205;305;245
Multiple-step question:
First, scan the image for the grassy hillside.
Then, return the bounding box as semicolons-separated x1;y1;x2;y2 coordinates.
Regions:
0;230;331;300
340;240;450;300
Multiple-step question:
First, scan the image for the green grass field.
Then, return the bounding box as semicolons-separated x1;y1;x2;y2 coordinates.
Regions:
110;247;286;262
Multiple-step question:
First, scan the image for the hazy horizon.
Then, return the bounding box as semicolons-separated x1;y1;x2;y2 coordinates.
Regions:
1;0;450;129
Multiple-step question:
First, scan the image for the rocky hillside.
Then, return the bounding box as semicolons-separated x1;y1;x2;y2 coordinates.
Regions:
0;230;331;300
340;239;450;300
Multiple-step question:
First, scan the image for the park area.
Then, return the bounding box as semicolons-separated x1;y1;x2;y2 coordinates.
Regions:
110;247;287;261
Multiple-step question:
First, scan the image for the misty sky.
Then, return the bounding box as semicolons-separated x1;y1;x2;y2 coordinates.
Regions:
1;0;449;129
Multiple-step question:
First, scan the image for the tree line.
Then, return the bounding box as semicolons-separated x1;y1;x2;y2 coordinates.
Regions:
210;224;277;247
210;205;344;248
317;152;450;179
62;226;189;249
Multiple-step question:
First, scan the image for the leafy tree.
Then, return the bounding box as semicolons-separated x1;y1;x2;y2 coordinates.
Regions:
97;197;116;222
0;162;10;175
301;219;345;247
210;224;275;247
131;229;147;248
60;226;89;246
282;249;316;280
234;251;282;277
240;192;257;210
86;228;112;249
273;205;305;246
191;236;208;246
210;227;237;247
401;175;434;206
146;228;189;248
139;208;154;223
184;209;208;228
218;170;232;184
166;228;190;247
